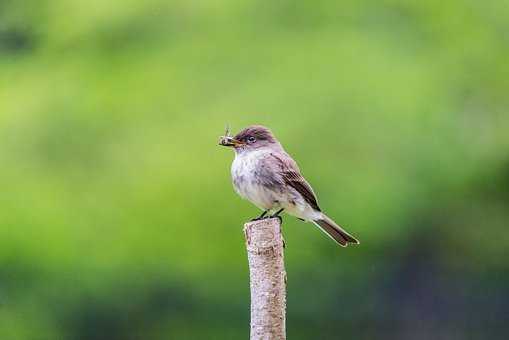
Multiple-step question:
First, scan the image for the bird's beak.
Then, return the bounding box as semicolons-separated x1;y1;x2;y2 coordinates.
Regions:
219;136;244;147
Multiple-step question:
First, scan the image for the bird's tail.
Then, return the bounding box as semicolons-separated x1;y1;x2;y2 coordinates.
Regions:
313;214;359;247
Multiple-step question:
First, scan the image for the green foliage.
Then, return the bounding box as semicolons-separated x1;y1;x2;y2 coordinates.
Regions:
1;0;508;338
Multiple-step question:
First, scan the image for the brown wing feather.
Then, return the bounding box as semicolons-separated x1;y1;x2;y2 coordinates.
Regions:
270;153;321;211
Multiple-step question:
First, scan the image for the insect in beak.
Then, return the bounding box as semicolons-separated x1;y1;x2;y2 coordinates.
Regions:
219;124;244;147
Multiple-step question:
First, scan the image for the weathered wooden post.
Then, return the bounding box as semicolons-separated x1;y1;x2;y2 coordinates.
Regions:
244;217;286;340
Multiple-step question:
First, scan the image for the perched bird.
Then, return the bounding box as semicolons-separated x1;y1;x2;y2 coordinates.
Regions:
219;125;359;247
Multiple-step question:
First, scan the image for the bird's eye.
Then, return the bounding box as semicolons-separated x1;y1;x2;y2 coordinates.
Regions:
247;136;256;143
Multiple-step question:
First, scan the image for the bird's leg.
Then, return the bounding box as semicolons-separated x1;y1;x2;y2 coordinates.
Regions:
270;208;284;219
271;208;284;227
251;210;268;221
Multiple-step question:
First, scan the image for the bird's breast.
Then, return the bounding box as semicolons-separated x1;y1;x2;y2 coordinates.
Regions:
231;150;264;195
231;150;277;210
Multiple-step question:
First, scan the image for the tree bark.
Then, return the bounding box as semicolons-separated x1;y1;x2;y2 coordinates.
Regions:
244;217;286;340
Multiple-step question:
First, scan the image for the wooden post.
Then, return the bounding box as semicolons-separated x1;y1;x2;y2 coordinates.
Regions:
244;218;286;340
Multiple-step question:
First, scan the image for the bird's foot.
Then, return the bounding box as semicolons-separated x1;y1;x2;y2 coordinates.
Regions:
250;216;268;222
250;210;269;222
251;209;284;222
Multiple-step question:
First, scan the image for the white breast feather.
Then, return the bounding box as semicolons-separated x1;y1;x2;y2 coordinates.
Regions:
231;150;278;210
231;149;321;220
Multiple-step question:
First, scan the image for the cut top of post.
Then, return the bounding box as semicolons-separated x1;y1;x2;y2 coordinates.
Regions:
244;218;283;251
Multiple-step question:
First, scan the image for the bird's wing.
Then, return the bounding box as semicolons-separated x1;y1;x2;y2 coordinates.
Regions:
269;152;321;211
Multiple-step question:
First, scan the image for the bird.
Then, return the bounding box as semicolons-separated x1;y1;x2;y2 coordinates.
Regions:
219;125;359;247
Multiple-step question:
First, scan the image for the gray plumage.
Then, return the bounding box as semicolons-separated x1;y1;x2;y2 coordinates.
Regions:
221;125;358;247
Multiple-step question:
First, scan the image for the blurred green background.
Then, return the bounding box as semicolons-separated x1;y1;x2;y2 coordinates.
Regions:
1;0;508;339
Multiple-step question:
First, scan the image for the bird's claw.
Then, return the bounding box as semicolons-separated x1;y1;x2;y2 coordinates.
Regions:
250;209;283;222
250;216;268;222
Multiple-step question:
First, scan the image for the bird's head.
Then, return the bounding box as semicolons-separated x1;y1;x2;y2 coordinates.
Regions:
219;125;279;152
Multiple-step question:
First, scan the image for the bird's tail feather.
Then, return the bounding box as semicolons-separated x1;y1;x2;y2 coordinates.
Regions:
313;214;359;247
